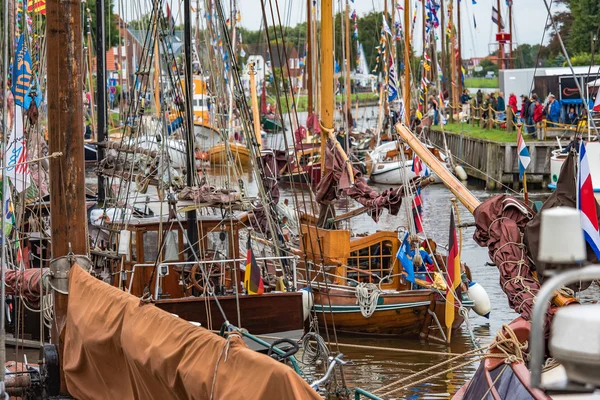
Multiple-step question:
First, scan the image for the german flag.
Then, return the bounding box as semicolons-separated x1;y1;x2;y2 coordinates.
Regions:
244;236;264;295
27;0;46;15
444;208;461;343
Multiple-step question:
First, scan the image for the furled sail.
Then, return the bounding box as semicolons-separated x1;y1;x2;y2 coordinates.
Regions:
63;265;320;399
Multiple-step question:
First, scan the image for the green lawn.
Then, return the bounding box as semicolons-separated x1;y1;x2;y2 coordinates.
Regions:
464;77;499;89
277;92;379;113
440;122;518;142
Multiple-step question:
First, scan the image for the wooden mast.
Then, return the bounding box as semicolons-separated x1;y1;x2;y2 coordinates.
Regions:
306;0;313;115
154;26;161;116
449;0;457;121
320;0;334;175
457;0;463;100
345;0;352;133
85;9;96;139
47;0;87;392
403;0;410;125
249;63;262;147
440;0;447;94
497;0;504;70
509;1;514;69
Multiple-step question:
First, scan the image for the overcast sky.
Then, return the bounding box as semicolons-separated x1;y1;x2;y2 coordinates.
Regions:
141;0;564;58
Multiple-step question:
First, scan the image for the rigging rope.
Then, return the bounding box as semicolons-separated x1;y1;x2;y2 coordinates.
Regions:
354;282;381;318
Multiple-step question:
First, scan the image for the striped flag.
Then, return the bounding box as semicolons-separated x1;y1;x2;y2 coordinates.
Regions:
593;94;600;112
27;0;46;15
244;236;264;295
577;141;600;258
491;6;505;29
388;58;398;102
445;208;461;342
412;187;423;233
517;128;530;179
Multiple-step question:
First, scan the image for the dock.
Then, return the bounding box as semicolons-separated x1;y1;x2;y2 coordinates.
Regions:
428;129;557;190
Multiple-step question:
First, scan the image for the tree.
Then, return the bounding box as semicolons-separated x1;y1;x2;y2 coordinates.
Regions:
566;0;600;54
86;0;119;48
567;52;593;66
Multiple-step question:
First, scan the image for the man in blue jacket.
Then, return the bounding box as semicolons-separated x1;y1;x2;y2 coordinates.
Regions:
547;94;561;127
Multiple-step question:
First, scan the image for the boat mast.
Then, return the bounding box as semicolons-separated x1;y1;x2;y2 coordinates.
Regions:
85;9;96;139
403;0;410;125
227;0;237;140
509;0;514;68
344;0;352;133
47;0;87;392
184;0;198;255
457;0;463;99
96;0;107;203
154;22;161;116
497;0;503;70
320;0;334;175
440;0;447;94
306;0;313;115
249;63;262;147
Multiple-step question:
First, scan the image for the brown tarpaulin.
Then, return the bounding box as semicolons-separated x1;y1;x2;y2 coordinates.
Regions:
64;265;320;400
315;139;405;221
525;150;596;290
473;195;553;326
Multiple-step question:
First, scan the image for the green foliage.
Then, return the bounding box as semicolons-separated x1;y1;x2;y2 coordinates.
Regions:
566;52;593;66
514;44;542;68
554;54;566;67
441;123;518;143
566;0;600;54
473;59;497;78
86;0;119;48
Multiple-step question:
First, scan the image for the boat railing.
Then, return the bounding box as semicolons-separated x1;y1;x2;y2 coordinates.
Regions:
127;255;299;297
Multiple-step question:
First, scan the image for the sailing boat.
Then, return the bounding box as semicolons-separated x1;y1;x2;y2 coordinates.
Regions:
291;0;487;340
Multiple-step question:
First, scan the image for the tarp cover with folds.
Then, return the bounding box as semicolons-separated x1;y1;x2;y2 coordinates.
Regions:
63;265;320;400
316;139;406;221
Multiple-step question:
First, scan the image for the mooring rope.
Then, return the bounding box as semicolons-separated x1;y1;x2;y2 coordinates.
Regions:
355;283;382;318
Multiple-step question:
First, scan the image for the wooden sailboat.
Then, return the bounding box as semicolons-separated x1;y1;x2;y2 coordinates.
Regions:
295;0;478;340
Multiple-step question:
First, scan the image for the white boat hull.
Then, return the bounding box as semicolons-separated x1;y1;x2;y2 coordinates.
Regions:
549;142;600;192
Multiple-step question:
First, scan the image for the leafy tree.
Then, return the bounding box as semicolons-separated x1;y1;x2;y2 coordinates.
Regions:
86;0;119;48
566;52;593;66
473;59;497;78
566;0;600;54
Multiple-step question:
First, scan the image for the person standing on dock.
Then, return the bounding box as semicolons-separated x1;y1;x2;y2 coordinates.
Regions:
533;95;544;138
546;94;561;127
460;90;471;122
508;93;518;126
497;92;506;120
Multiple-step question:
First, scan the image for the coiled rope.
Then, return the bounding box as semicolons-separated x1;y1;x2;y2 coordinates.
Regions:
355;283;381;318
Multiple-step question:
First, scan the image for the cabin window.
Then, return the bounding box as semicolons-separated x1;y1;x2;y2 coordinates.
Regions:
143;231;159;262
347;240;393;285
164;231;179;261
207;230;230;258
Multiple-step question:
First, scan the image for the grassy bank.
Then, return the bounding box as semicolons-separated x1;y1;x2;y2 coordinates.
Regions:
464;77;499;89
277;92;379;113
440;122;517;142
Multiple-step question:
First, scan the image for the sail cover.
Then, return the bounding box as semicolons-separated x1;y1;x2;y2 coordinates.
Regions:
63;265;320;399
316;139;405;221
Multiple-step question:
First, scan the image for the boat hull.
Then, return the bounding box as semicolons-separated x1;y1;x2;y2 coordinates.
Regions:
194;123;221;149
370;160;442;185
156;292;304;335
313;289;467;336
207;142;251;167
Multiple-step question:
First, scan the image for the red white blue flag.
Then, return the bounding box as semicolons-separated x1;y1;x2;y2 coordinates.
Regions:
578;141;600;258
517;127;530;178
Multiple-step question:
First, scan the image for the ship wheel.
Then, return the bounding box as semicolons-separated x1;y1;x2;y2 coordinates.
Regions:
185;250;225;294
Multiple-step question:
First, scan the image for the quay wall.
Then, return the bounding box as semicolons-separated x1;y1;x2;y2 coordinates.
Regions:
428;129;556;190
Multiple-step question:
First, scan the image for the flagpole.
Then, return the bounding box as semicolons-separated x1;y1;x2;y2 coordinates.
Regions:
523;172;529;204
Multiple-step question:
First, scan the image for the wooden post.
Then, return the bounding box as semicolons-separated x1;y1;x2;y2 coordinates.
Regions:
523;172;529;204
47;0;87;392
488;105;493;130
403;0;411;125
507;106;513;132
306;0;313;114
320;0;334;176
